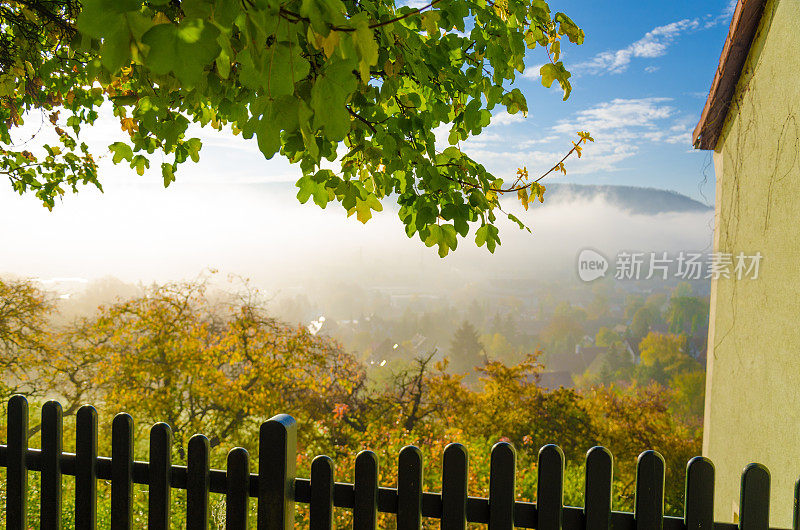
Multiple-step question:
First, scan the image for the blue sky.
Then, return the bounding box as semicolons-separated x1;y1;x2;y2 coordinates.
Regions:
171;0;736;202
1;0;732;281
452;0;737;203
11;0;736;202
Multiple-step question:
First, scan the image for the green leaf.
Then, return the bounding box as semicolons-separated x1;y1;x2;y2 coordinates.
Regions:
311;59;357;140
101;24;132;72
300;126;320;161
352;21;378;82
76;0;139;72
213;0;239;28
266;43;311;97
296;170;332;207
501;88;528;115
555;13;585;44
255;113;281;159
354;198;373;223
475;224;488;247
421;11;441;37
130;154;150;175
109;142;133;164
76;0;140;38
161;163;176;186
185;138;202;162
141;19;221;85
441;203;469;236
475;224;499;252
15;0;586;256
440;224;457;253
182;0;214;18
215;48;231;79
301;0;347;35
442;146;462;159
366;194;382;211
423;224;456;257
507;212;531;232
539;62;572;100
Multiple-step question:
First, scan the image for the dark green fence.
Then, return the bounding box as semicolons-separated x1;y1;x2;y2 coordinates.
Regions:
0;396;791;529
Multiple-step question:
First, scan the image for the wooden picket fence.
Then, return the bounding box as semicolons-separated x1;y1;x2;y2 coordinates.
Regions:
0;396;792;529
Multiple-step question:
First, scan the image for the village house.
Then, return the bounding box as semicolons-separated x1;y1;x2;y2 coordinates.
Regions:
693;0;800;526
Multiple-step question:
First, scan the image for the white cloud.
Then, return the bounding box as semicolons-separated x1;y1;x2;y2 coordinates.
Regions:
520;135;560;147
453;98;700;178
399;0;430;8
723;0;738;18
575;2;737;75
522;63;545;80
491;110;527;126
644;65;660;73
567;142;640;174
0;176;713;286
552;98;696;172
577;19;701;74
553;97;674;136
641;116;696;145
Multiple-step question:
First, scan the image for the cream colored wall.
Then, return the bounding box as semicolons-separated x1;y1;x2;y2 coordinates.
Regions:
705;0;800;526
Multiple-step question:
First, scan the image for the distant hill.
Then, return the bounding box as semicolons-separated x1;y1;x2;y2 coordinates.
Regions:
250;181;712;216
543;184;712;215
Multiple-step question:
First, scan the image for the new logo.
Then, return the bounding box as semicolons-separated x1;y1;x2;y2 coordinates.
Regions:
577;249;608;282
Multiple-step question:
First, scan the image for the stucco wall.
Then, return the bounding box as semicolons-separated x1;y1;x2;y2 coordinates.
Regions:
705;0;800;526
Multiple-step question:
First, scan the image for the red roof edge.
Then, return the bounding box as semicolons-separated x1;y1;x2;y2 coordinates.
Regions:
692;0;768;150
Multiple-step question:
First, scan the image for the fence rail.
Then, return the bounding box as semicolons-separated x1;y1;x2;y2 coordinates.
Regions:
0;396;793;529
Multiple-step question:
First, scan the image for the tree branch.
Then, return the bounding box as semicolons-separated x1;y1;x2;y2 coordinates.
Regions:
347;106;377;134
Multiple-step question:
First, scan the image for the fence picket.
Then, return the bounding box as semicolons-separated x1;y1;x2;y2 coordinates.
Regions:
75;405;98;530
187;434;211;529
111;413;134;530
7;395;28;530
584;446;612;530
226;447;251;530
0;398;789;530
149;422;172;530
257;414;297;530
441;443;468;530
740;463;770;530
489;441;515;530
41;400;63;529
634;450;664;530
310;455;334;530
397;445;423;530
684;456;714;530
537;444;564;530
353;450;379;530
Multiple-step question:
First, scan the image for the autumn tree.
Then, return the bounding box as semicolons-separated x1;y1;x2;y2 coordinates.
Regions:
586;283;611;319
0;277;707;516
669;369;706;426
437;354;594;457
58;279;365;453
331;351;446;440
666;293;709;335
481;332;517;363
581;384;701;512
0;278;111;427
0;277;54;400
624;294;644;319
638;332;699;384
1;0;590;255
541;301;586;354
629;295;665;340
448;319;484;373
595;326;620;348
